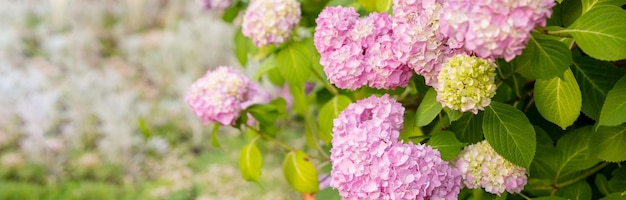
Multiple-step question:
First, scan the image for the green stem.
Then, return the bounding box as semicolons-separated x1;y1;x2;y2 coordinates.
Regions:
555;162;609;189
304;113;330;159
529;162;609;194
545;30;574;38
312;68;339;96
518;193;532;200
244;123;295;152
438;112;448;130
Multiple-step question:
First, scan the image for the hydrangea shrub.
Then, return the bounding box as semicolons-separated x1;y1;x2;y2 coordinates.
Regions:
190;0;626;199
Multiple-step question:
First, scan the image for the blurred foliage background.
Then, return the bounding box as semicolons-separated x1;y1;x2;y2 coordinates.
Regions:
0;0;301;199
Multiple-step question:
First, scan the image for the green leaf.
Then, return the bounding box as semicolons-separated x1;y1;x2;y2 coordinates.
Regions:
598;174;613;196
376;0;392;12
523;33;573;79
327;0;356;6
283;150;319;193
234;29;255;66
211;124;221;148
581;0;626;14
533;197;569;200
555;126;601;178
601;193;626;200
599;75;626;126
253;55;276;81
591;124;626;162
246;101;285;136
276;41;312;86
318;95;352;144
609;167;626;193
415;88;443;127
556;181;592;200
534;69;582;129
444;108;464;123
400;111;424;142
450;113;484;144
247;103;283;125
483;102;536;169
221;4;240;23
531;126;559;179
571;56;625;120
357;0;377;11
426;131;466;161
239;141;262;182
315;187;342;200
565;5;626;61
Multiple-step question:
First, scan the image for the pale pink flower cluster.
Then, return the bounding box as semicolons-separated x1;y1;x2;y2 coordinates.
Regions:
314;7;412;90
392;0;465;86
455;141;528;195
197;0;231;10
242;0;301;46
185;66;256;125
439;0;555;61
330;95;461;199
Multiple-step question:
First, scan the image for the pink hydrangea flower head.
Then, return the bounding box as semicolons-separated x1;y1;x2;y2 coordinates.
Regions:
316;10;412;90
436;54;496;114
242;0;301;46
185;66;256;125
197;0;231;10
330;95;461;199
320;42;368;90
455;141;528;195
365;33;413;89
381;142;462;199
359;13;413;89
392;0;461;86
439;0;555;61
314;6;360;54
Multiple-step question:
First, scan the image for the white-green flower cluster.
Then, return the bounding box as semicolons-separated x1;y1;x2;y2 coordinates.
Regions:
455;141;528;195
436;54;496;114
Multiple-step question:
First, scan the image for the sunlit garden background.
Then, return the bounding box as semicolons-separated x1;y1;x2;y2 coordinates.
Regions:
0;1;303;199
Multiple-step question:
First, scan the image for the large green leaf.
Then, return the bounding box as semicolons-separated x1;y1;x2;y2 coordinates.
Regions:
318;95;352;144
555;126;601;178
239;142;262;182
483;102;536;169
534;69;582;130
571;57;625;120
556;181;592;200
450;112;484;144
565;5;626;61
283;150;319;193
276;41;312;86
415;88;443;127
591;124;626;162
426;131;466;161
581;0;626;14
522;33;572;79
599;75;626;126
